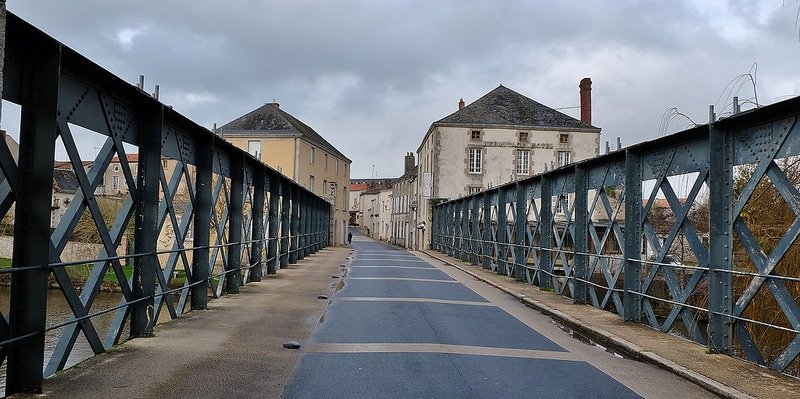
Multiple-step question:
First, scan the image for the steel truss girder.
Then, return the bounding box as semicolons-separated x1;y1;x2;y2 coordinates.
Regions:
1;12;329;394
432;100;800;378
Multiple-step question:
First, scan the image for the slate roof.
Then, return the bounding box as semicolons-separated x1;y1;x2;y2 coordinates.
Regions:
435;85;599;131
219;103;350;162
53;169;79;194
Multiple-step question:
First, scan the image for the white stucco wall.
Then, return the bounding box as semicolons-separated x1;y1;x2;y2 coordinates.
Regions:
415;124;599;249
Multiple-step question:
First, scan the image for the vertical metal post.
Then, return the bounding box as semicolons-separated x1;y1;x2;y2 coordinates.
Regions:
708;126;733;353
280;179;290;268
249;165;265;282
515;182;526;281
497;188;508;275
191;134;213;309
482;192;492;269
315;197;322;252
289;185;299;264
266;171;279;274
225;157;244;294
444;203;452;256
300;193;314;257
573;166;589;303
461;200;469;262
6;37;60;395
323;201;331;247
310;194;316;253
130;103;163;338
623;150;643;322
431;204;439;251
469;196;479;265
297;191;306;260
540;175;553;289
453;200;462;259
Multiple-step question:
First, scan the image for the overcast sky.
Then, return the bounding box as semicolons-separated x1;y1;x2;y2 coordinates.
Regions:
7;1;800;178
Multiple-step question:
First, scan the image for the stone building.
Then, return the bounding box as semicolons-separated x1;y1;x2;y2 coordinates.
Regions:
390;153;418;249
219;102;351;245
359;186;392;240
416;80;601;248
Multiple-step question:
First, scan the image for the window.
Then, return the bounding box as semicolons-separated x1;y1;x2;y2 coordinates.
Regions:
470;130;481;141
518;132;529;141
112;175;120;190
309;175;315;192
468;186;482;194
162;160;168;168
559;133;570;144
336;160;339;175
558;151;571;167
310;147;315;164
248;140;260;160
324;154;328;170
555;195;569;214
113;164;120;172
468;148;482;173
516;150;530;175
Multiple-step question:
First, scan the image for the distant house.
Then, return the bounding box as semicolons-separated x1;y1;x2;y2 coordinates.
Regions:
390;153;418;249
219;102;352;245
415;80;601;249
348;183;370;225
51;169;80;229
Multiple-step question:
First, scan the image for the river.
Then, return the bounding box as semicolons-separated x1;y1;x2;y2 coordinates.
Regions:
0;287;178;395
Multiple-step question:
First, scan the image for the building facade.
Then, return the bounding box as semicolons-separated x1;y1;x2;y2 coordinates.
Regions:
219;102;351;246
390;153;418;249
416;80;601;248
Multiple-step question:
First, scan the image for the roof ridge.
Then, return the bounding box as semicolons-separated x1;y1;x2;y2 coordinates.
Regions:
435;85;599;130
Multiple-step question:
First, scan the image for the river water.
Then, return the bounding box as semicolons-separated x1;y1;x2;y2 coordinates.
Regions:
0;287;179;394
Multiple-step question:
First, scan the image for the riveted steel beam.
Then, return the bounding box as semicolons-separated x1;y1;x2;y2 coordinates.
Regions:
623;150;642;322
225;156;244;294
6;29;60;396
267;171;279;274
249;165;265;282
130;103;163;338
191;131;213;310
280;179;290;268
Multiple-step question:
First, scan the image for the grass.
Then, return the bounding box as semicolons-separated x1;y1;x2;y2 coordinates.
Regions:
0;257;189;287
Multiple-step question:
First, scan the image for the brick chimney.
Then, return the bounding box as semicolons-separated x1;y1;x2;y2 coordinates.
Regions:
404;152;416;175
579;78;591;125
458;98;465;110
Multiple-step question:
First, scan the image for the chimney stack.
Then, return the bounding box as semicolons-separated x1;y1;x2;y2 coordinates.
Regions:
579;77;592;125
404;152;416;175
458;98;465;110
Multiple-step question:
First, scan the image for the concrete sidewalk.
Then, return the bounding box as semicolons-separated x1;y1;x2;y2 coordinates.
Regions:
421;250;800;399
16;247;352;399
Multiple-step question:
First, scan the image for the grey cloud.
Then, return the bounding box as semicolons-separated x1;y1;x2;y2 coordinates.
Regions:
9;0;800;177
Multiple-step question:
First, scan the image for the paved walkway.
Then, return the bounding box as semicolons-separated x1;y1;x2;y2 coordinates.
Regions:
282;232;715;398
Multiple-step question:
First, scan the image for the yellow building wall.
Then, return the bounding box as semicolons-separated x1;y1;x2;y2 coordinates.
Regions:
226;137;297;179
226;136;351;246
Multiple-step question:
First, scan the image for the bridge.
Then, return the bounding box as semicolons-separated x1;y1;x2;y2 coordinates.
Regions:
1;9;800;399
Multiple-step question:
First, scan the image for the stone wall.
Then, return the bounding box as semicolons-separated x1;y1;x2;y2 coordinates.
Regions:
0;236;128;265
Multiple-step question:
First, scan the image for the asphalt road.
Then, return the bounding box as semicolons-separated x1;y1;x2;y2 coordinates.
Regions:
282;232;716;398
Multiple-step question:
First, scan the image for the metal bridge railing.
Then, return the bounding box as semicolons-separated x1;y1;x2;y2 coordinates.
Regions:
0;12;332;395
432;95;800;378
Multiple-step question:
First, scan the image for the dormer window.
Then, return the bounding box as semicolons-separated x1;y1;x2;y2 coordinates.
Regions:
518;132;529;141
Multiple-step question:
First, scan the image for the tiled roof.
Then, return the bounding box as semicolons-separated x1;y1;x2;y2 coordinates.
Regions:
435;85;599;130
219;103;350;162
350;183;370;191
